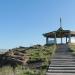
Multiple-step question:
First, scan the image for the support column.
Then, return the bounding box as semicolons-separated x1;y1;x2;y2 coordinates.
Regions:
60;31;62;44
61;37;62;44
46;37;48;44
55;33;57;44
66;37;67;44
54;32;57;45
69;33;71;43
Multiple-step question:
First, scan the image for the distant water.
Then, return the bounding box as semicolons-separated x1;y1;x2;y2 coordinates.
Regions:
0;49;8;53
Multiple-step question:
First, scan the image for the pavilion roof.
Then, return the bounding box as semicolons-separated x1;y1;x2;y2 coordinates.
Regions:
43;27;75;38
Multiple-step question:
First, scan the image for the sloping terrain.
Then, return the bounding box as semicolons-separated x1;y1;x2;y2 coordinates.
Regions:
0;44;56;75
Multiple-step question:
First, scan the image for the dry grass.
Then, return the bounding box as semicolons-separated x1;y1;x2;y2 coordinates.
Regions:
0;44;56;75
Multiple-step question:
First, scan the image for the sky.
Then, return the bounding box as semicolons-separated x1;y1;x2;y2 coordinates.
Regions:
0;0;75;49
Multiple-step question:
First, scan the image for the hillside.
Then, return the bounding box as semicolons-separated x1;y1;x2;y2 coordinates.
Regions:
0;44;56;75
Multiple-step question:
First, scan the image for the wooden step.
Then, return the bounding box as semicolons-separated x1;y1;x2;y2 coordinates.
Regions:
48;67;75;70
46;73;75;75
47;70;75;73
51;62;75;65
50;65;75;67
51;58;75;61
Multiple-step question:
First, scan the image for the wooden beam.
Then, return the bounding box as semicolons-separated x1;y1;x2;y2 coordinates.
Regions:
55;32;57;45
66;37;67;44
61;37;62;44
69;33;71;43
46;37;48;44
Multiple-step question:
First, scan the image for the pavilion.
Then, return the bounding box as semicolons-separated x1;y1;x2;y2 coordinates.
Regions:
43;18;75;44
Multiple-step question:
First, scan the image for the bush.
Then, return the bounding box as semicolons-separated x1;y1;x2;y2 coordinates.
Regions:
41;63;48;69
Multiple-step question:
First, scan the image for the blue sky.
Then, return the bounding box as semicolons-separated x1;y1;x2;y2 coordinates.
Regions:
0;0;75;49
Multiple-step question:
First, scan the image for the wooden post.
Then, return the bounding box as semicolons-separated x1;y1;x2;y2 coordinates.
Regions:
69;33;71;43
61;37;62;44
55;32;57;45
54;32;57;45
46;37;48;44
66;37;67;44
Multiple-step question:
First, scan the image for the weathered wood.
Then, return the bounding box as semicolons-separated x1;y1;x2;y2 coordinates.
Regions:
46;37;48;44
46;44;75;75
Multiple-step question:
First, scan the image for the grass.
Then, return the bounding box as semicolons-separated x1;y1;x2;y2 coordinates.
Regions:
0;64;48;75
0;44;56;75
68;43;75;55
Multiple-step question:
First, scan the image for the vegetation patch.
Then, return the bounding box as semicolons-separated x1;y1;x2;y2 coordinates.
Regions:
68;43;75;55
0;44;56;75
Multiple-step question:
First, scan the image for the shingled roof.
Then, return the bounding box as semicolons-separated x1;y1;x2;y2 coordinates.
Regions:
43;27;75;38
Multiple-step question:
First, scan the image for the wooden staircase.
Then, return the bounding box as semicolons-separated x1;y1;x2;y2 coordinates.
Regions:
46;44;75;75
